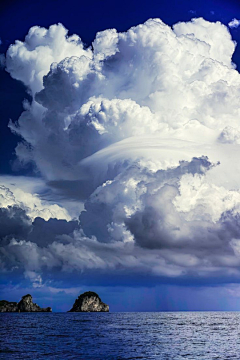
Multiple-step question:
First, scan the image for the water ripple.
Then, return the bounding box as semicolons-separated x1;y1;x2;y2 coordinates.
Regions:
1;312;240;359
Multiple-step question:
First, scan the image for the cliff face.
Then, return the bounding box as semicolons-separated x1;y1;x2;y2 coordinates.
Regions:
0;300;18;312
69;291;109;312
0;294;52;312
18;294;52;312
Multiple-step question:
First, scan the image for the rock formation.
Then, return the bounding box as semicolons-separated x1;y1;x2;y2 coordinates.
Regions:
18;294;52;312
69;291;109;312
0;294;52;312
0;300;18;312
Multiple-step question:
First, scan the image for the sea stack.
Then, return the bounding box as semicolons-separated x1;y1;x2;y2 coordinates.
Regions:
0;294;52;312
18;294;52;312
69;291;109;312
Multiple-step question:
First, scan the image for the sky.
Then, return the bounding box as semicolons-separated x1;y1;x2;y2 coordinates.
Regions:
2;0;240;312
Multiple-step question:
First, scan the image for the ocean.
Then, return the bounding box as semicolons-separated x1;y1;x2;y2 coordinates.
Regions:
1;312;240;359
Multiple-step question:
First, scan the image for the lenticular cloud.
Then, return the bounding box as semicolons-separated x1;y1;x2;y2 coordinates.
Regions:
3;17;240;283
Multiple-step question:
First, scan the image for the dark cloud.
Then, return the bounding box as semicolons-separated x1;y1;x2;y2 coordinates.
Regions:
0;206;31;240
29;217;79;247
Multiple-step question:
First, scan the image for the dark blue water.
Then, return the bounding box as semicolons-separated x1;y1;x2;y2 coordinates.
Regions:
1;312;240;359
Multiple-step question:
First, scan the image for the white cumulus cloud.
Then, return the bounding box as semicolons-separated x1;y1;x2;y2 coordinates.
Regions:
0;184;70;221
3;17;240;286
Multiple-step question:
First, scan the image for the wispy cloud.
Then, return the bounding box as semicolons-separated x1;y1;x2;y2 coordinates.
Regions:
228;18;240;28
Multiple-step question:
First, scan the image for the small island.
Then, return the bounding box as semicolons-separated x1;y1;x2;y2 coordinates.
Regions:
0;294;52;312
69;291;109;312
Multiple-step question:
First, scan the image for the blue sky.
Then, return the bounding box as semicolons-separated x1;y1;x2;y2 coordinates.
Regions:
2;0;240;311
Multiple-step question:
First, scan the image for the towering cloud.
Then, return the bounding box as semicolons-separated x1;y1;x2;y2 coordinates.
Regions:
2;17;240;288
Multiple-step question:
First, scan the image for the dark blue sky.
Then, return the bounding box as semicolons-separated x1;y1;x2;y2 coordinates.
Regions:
1;0;240;175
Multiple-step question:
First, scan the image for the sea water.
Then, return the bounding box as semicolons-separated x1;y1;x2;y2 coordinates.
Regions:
1;312;240;359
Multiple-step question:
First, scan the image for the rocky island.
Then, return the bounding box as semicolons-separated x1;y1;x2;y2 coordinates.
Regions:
69;291;109;312
0;294;52;312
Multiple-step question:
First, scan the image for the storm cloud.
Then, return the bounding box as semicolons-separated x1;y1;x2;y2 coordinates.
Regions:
2;17;240;288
